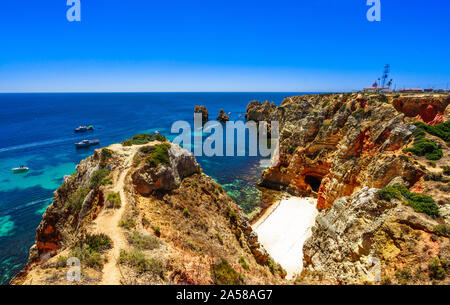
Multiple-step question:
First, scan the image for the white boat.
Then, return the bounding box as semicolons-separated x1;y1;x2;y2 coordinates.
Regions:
75;139;100;149
12;166;29;173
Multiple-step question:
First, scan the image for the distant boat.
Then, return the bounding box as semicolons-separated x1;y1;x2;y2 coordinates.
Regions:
74;125;94;133
12;166;29;173
75;139;100;149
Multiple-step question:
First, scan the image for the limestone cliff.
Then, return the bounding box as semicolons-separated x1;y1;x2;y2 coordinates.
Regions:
254;92;450;284
12;139;284;285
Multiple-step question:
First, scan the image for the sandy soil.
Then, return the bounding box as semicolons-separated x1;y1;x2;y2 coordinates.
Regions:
92;144;135;285
252;197;318;280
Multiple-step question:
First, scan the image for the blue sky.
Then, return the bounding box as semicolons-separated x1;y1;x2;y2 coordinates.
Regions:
0;0;449;92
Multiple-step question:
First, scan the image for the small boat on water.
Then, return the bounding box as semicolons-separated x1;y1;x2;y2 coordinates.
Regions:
12;166;29;173
74;125;94;133
75;139;100;149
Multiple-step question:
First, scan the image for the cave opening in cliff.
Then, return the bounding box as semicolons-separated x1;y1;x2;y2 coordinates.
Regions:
305;175;322;192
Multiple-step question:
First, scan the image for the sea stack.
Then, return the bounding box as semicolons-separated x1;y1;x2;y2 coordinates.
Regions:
245;100;277;121
194;105;208;123
217;109;229;123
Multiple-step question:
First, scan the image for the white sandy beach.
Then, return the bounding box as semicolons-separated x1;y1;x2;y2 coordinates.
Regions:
252;197;318;280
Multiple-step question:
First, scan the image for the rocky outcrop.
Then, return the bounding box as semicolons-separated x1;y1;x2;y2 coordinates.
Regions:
245;100;277;122
392;95;450;125
132;144;201;195
194;105;208;122
12;141;283;285
255;92;450;285
299;187;450;285
258;93;445;209
217;109;229;123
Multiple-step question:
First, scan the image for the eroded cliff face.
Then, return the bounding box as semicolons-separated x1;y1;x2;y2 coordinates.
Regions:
12;141;284;285
254;92;450;284
258;93;449;209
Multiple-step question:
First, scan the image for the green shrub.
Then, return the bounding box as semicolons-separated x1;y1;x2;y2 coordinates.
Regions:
377;185;403;201
101;148;113;163
70;234;112;270
183;208;190;218
152;226;161;236
119;249;164;277
119;218;136;230
83;233;113;252
142;217;150;226
56;256;68;268
434;224;450;237
403;124;443;160
101;177;112;185
106;192;121;209
395;267;411;284
351;109;365;120
211;259;243;285
127;231;160;250
90;169;111;189
67;186;90;210
121;133;167;146
413;121;450;142
267;258;286;278
227;207;238;223
239;256;249;270
428;258;448;280
443;166;450;176
145;143;171;167
216;233;223;245
377;185;439;217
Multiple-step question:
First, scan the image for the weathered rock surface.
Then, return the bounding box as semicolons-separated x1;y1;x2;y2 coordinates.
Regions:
194;105;209;122
132;144;201;195
217;109;229;123
245;100;277;122
12;141;284;285
299;187;450;285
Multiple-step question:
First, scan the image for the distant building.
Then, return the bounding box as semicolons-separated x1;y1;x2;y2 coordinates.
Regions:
363;87;392;93
399;88;423;93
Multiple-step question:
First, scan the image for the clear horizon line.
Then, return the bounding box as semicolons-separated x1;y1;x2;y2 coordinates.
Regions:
0;90;344;94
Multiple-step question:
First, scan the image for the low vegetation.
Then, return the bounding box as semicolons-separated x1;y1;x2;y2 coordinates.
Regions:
377;185;439;217
127;231;160;250
413;121;450;142
211;259;244;285
395;267;411;285
443;166;450;176
67;186;89;210
90;169;111;189
239;256;249;270
434;224;450;237
119;249;164;277
100;148;113;163
145;143;171;167
428;257;448;280
70;233;112;270
106;192;121;209
122;133;167;146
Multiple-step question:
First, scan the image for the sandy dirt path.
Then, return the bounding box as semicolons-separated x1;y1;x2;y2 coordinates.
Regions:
94;146;135;285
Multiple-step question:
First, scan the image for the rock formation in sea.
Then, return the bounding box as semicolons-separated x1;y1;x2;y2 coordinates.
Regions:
254;92;450;284
245;100;277;122
11;137;285;285
194;105;209;123
217;109;229;123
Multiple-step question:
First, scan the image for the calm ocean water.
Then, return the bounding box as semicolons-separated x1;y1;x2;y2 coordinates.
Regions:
0;92;303;284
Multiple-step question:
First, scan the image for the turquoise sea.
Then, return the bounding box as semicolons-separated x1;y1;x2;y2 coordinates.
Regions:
0;92;303;284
